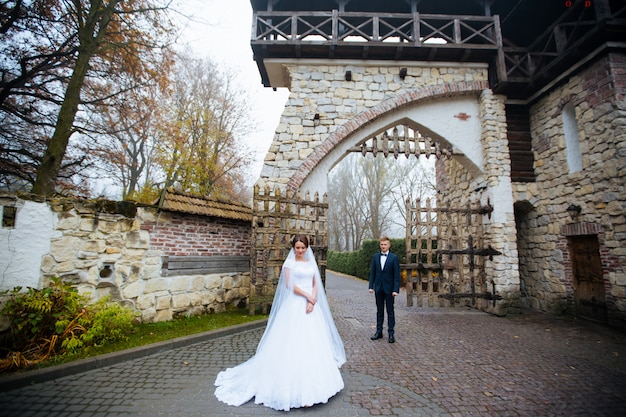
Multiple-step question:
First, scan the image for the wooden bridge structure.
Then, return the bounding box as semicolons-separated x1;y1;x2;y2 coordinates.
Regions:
250;1;626;100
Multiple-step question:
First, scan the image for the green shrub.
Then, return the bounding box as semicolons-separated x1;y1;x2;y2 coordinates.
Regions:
59;296;136;353
328;238;408;281
1;277;85;353
0;277;136;370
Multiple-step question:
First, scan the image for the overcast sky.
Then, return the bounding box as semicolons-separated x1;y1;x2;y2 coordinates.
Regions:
177;0;290;181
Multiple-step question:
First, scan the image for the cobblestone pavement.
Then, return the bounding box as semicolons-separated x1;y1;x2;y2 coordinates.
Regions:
1;272;626;416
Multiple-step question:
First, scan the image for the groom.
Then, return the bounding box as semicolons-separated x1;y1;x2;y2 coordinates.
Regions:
368;236;400;343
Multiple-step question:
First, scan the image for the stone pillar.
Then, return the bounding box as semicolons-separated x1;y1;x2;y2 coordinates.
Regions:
478;90;521;315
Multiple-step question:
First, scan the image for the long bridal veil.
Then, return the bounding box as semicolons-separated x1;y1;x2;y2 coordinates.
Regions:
256;246;346;367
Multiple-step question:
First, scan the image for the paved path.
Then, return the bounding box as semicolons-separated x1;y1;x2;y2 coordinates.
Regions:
1;272;626;416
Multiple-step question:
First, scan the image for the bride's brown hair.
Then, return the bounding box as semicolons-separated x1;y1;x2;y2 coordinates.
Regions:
291;234;309;248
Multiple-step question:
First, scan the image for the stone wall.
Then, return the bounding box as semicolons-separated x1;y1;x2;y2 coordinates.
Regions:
512;52;626;328
0;196;251;323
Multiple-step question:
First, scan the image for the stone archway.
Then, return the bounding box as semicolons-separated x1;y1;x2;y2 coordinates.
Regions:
259;79;490;194
255;62;520;315
291;87;487;195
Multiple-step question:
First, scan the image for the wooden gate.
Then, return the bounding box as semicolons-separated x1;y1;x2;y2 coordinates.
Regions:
404;198;501;308
250;185;328;312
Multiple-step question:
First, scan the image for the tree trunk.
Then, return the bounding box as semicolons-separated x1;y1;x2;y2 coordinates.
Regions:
31;52;91;196
32;3;117;196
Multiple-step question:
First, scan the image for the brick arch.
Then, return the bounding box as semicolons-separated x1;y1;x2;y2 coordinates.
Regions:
287;81;489;192
552;93;580;117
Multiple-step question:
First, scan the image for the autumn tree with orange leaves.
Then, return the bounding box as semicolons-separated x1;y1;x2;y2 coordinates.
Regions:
152;52;257;203
90;82;165;200
90;50;258;203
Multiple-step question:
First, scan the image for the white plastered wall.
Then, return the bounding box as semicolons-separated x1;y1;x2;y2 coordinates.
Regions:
0;200;57;291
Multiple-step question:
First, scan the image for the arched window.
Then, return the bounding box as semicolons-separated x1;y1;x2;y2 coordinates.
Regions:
562;102;582;173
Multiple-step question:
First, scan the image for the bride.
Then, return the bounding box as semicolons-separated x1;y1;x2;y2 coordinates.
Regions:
214;234;346;411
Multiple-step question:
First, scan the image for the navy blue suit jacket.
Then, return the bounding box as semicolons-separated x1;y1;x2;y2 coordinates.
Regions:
369;252;401;294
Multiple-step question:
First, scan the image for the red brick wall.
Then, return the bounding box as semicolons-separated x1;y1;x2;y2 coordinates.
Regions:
582;52;626;108
142;213;251;257
609;52;626;105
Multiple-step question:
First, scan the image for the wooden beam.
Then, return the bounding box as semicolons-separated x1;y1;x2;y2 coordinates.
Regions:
162;255;250;276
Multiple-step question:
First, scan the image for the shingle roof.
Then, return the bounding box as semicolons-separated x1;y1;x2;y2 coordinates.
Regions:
159;190;252;222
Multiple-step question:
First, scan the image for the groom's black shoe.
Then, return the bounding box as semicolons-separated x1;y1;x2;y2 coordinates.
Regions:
388;334;395;343
371;331;383;340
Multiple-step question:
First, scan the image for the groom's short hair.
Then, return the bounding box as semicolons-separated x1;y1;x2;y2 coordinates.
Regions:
380;236;390;243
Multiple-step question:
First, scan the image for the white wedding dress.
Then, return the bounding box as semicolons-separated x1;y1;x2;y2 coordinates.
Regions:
214;248;345;411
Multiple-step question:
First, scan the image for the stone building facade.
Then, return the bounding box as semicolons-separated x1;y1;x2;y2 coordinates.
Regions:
513;53;626;327
253;55;626;327
0;191;252;323
249;1;625;328
258;61;521;316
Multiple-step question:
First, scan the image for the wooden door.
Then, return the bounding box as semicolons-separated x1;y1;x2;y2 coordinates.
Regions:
569;235;607;322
